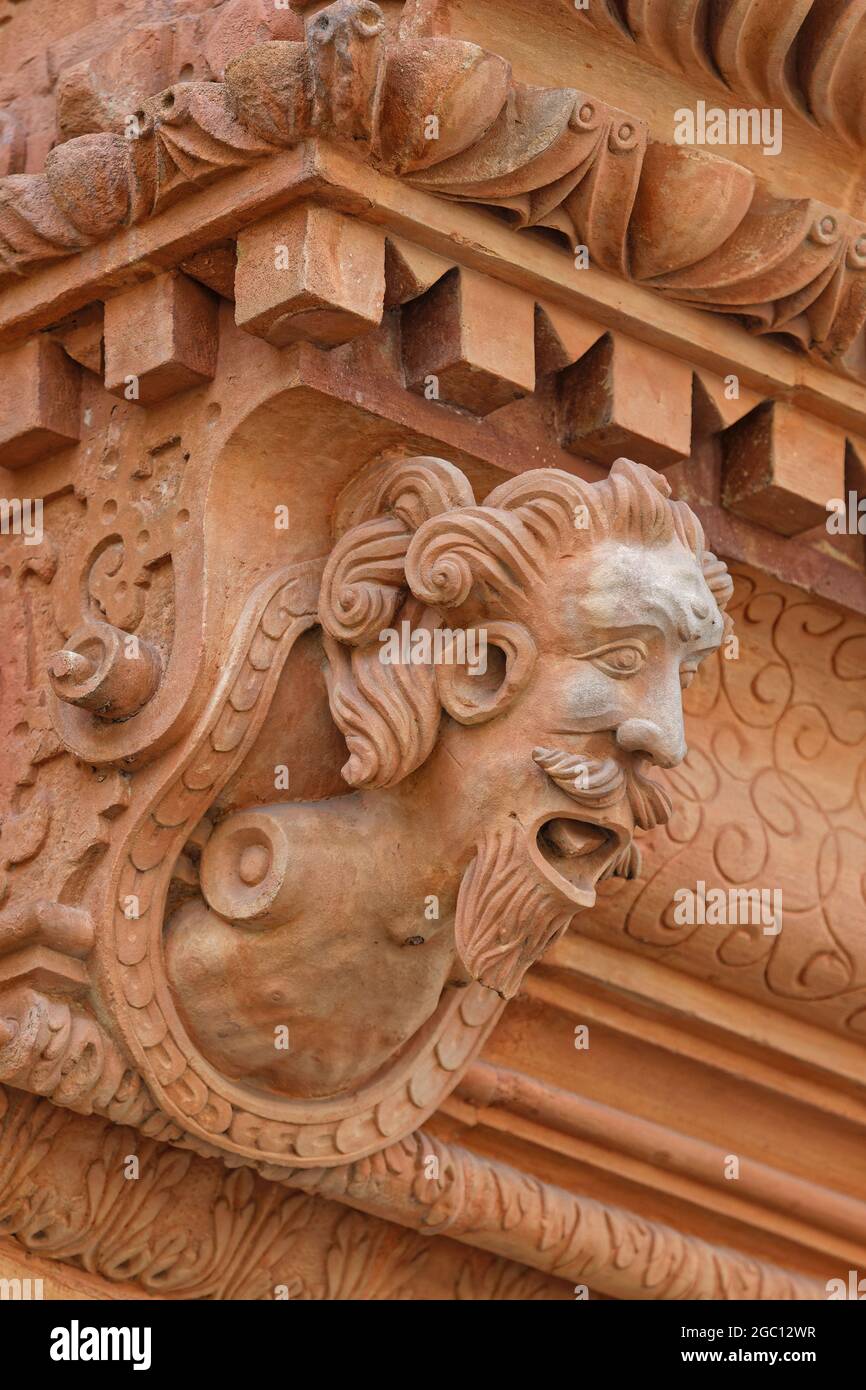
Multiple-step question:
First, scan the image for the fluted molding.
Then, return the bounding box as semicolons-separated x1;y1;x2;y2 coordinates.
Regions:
564;0;866;149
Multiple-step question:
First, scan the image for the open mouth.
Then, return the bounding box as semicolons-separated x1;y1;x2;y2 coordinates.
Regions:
531;814;628;907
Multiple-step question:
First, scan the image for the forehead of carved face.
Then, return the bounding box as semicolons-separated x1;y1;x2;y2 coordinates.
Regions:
524;537;724;767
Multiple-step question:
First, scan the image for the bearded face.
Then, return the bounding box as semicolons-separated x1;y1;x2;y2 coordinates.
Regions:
449;536;725;998
169;469;729;1101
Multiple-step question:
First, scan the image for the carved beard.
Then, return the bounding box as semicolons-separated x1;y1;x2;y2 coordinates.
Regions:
455;750;671;999
454;824;575;1001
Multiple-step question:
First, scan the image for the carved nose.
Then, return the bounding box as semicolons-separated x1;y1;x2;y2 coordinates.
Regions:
616;717;686;769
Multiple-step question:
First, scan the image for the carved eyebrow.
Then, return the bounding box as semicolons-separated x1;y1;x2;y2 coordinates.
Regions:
573;637;650;660
577;621;658;637
577;616;721;655
575;595;670;632
580;577;719;640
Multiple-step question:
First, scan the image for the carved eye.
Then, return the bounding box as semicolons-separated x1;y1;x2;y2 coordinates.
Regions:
587;642;647;679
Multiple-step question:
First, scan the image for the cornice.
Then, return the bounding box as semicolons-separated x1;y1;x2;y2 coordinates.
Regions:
0;1082;823;1300
455;1062;866;1264
563;0;866;149
0;1083;561;1300
1;0;865;384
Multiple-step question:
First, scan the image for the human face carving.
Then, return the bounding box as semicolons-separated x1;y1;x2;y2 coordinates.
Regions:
456;538;726;926
535;538;725;767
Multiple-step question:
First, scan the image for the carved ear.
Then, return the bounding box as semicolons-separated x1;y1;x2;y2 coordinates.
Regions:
435;621;536;725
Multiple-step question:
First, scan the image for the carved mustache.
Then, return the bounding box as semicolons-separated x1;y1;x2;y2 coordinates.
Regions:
532;747;672;832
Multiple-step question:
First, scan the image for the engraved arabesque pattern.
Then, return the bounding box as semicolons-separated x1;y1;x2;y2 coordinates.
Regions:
588;564;866;1037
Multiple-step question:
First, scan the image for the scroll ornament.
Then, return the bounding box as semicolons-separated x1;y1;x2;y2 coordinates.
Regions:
562;0;866;148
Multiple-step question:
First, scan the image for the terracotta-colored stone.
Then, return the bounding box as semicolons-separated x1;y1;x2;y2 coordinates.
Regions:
534;302;603;377
401;267;536;414
54;303;104;376
234;201;386;346
0;0;863;394
48;618;162;721
383;232;450;308
181;241;238;302
557;332;692;468
153;456;727;1104
204;0;304;81
55;27;180;144
691;367;764;436
103;270;219;404
2;0;866;1310
0;335;80;468
0;109;25;178
722;400;847;535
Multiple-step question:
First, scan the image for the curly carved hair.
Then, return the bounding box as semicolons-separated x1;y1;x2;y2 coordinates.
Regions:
318;454;732;789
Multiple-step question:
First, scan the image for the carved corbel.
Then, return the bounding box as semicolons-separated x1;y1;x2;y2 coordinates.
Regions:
25;450;731;1174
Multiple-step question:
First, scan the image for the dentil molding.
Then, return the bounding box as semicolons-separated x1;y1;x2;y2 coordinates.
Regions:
1;0;865;381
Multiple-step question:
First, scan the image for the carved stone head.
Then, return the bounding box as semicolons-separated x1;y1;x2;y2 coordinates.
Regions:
320;454;731;982
166;455;732;1116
